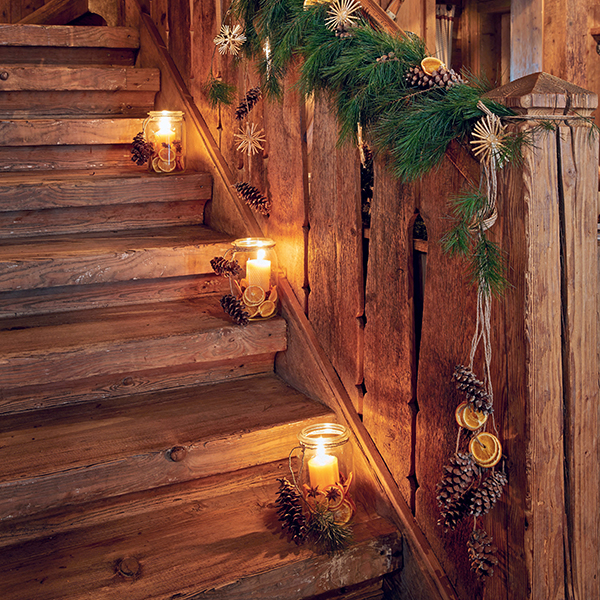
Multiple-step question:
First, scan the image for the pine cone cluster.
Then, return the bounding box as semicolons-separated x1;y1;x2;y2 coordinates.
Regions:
405;65;464;90
235;86;262;120
130;131;154;166
376;51;400;63
453;365;493;415
234;182;271;216
334;25;353;39
220;294;250;326
436;452;478;531
275;478;308;545
467;469;507;518
467;528;498;578
210;256;242;278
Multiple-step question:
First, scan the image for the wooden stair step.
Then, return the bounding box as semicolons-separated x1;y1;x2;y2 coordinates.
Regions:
0;117;144;146
0;225;230;290
0;169;211;211
0;460;402;600
0;66;159;92
0;294;286;394
0;374;332;518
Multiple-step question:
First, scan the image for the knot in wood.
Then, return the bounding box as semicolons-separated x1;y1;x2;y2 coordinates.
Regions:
0;72;9;81
169;445;187;462
117;557;140;578
121;376;135;387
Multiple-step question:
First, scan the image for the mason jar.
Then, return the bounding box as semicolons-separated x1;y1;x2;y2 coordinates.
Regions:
144;110;185;174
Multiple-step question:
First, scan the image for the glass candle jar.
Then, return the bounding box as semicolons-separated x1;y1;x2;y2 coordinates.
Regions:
144;110;185;174
297;423;355;523
223;237;279;320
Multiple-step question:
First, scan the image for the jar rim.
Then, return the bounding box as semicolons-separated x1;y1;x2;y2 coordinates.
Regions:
232;237;276;249
148;110;184;118
297;422;349;448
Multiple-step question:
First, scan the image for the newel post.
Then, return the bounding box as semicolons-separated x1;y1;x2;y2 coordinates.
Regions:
487;73;599;600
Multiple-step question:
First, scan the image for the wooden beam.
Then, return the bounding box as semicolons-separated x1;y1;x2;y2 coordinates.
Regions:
17;0;89;24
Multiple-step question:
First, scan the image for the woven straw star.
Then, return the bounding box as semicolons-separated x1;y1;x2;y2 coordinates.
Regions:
214;24;246;56
470;114;507;166
325;0;362;31
234;123;266;156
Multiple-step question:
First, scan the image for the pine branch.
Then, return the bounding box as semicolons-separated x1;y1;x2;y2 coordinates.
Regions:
204;75;237;109
307;504;353;553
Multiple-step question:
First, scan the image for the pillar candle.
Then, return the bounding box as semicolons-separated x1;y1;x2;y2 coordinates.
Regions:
246;249;271;290
308;439;339;490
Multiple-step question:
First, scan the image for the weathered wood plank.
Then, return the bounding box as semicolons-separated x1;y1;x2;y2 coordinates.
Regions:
0;460;400;600
558;123;599;600
0;117;144;146
0;225;231;291
308;97;364;412
0;24;139;47
0;170;212;211
17;0;89;25
363;163;416;503
0;295;287;390
0;374;333;517
0;66;159;91
0;90;154;117
0;46;136;65
0;200;207;238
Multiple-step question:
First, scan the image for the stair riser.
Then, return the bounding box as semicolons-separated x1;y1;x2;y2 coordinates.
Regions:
0;274;227;318
0;418;329;520
0;353;277;414
0;201;207;238
0;171;212;212
0;319;287;390
0;117;144;146
0;91;155;118
0;46;136;66
0;239;231;291
0;144;134;171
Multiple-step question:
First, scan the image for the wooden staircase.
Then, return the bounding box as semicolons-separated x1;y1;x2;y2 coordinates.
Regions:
0;22;401;600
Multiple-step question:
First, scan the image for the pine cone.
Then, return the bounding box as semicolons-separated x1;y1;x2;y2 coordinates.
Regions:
467;469;507;517
275;478;308;545
405;65;465;90
467;528;498;578
436;452;478;530
234;182;271;216
220;294;250;326
235;86;262;120
376;51;399;63
130;131;154;166
210;256;242;278
453;365;493;415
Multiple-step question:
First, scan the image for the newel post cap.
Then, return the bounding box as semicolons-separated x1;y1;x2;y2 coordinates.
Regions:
483;72;598;117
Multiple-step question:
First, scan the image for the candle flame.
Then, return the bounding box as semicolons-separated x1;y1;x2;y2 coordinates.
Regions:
257;249;266;260
158;115;172;135
316;437;325;459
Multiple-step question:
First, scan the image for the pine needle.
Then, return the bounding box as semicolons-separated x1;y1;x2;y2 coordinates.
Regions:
204;75;237;108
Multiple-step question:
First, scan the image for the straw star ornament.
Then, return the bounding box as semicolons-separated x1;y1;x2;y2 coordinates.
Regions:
213;24;246;56
470;113;507;166
325;0;362;32
234;123;266;155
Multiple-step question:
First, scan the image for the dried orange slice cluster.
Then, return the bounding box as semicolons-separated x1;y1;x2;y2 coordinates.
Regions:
149;140;184;173
237;281;278;320
455;401;488;431
469;432;502;468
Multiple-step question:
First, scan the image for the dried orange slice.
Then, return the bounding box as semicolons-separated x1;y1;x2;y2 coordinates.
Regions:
333;498;355;524
462;404;488;431
455;401;468;428
323;483;345;510
151;156;161;172
158;146;174;162
268;285;278;304
469;432;501;468
157;158;176;173
243;285;266;306
421;56;445;75
244;304;260;318
258;299;276;318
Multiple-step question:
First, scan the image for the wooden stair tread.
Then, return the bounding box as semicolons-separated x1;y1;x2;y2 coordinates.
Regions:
0;66;160;92
0;294;286;384
0;460;401;600
0;375;332;517
0;225;231;290
0;24;140;49
0;117;145;146
0;169;211;210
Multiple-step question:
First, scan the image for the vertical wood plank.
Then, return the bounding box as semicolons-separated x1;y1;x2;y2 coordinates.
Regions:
363;162;416;503
559;123;600;600
307;97;363;411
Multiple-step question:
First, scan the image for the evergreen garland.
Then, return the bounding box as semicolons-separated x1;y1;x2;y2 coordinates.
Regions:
204;74;237;109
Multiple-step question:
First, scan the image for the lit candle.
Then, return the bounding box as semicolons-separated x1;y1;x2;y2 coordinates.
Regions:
246;249;271;291
308;438;339;491
154;112;174;149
